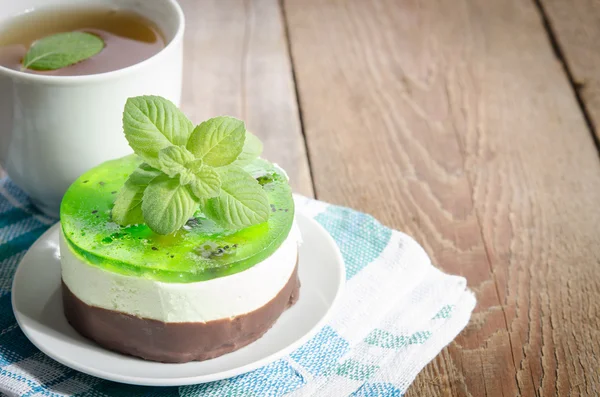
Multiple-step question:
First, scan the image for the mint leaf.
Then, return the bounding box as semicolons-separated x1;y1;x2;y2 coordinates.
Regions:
142;174;198;235
112;164;161;226
123;96;193;168
128;163;162;186
22;32;104;71
113;183;146;225
187;117;245;167
203;166;269;228
189;164;221;198
158;146;195;183
233;131;263;166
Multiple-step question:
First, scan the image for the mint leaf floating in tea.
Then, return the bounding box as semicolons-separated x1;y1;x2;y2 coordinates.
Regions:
115;95;270;235
22;32;104;71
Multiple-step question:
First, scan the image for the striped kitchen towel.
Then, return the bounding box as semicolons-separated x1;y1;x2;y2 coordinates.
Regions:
0;177;475;397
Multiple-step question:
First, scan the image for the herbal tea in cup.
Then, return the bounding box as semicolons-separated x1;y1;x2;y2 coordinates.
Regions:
0;6;165;75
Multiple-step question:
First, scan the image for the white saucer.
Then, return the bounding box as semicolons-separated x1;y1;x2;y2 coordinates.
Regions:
11;213;345;386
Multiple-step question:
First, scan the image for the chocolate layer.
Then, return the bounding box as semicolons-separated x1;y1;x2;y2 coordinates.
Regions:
62;264;300;363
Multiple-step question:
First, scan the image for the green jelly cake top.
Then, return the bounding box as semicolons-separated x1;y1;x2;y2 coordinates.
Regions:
59;96;295;283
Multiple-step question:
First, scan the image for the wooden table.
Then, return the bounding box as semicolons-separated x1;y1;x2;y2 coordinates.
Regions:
179;1;600;395
1;0;595;395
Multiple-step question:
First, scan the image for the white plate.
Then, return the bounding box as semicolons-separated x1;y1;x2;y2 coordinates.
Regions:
11;213;345;386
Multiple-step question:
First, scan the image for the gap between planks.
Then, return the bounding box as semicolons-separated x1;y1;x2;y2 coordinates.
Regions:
532;0;600;158
279;0;318;198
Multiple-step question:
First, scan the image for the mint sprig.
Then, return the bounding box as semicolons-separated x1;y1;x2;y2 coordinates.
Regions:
23;32;104;71
115;96;267;235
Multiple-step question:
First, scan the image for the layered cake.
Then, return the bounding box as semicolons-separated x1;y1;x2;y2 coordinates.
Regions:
59;96;300;363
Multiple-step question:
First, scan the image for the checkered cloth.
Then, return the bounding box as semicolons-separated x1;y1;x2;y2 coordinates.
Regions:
0;178;475;396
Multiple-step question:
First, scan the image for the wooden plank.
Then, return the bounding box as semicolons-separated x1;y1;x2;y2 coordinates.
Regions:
539;0;600;142
178;0;313;196
283;0;600;395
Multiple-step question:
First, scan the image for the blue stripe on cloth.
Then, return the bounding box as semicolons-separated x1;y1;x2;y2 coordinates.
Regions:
0;326;38;366
315;206;392;279
1;179;31;205
0;216;47;245
0;227;49;263
351;382;404;396
0;196;13;214
0;208;30;229
1;352;75;395
21;369;78;397
49;372;101;396
0;293;15;333
75;381;180;397
0;367;38;390
290;325;350;376
181;359;305;397
0;179;56;225
0;251;25;293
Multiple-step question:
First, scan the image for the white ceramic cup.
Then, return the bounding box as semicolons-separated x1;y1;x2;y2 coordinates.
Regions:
0;0;184;217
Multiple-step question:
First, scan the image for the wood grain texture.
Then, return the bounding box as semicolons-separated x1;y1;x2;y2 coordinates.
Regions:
178;0;313;196
283;0;600;395
539;0;600;141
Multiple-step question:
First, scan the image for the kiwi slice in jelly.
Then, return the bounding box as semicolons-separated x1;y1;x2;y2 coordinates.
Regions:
60;155;295;283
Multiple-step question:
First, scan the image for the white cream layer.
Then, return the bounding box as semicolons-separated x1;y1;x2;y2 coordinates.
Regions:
60;224;300;323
